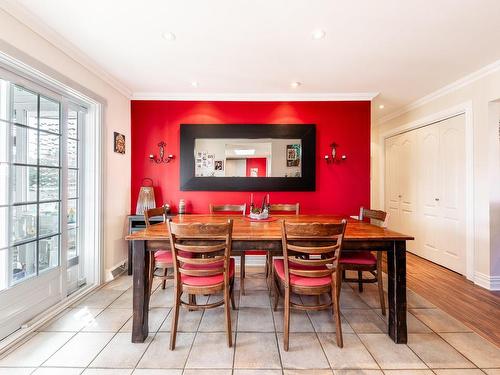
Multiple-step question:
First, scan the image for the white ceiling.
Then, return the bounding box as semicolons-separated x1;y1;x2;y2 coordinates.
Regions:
3;0;500;119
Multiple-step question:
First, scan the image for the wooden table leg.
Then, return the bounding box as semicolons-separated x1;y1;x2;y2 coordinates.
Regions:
386;240;407;344
132;240;151;343
128;241;133;275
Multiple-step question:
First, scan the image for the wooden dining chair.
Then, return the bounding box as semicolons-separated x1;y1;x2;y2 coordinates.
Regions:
144;205;172;292
168;219;236;350
209;203;252;293
273;219;347;350
266;203;300;286
339;207;388;315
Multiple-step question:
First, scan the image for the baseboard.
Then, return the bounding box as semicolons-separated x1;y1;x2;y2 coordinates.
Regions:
104;259;128;282
474;272;500;291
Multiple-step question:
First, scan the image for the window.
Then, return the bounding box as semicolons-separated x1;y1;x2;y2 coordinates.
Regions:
0;77;85;290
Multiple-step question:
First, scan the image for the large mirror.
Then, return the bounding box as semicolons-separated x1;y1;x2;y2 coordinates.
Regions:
194;138;302;178
180;124;315;191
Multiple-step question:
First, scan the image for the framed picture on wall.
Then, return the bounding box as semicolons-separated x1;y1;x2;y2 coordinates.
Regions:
114;132;125;154
286;144;301;167
214;160;224;171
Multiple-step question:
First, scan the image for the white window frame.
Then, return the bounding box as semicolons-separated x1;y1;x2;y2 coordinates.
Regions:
0;50;103;349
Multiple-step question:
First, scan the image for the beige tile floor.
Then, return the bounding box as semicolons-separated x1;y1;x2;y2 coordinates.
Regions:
0;269;499;375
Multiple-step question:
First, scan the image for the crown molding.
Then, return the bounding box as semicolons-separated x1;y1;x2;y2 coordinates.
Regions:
379;59;500;125
131;92;379;101
1;0;133;98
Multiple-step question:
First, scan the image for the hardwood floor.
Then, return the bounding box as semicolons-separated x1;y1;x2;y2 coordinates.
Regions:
388;252;500;346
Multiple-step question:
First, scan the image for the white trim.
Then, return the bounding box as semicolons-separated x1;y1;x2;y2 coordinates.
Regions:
104;258;127;282
474;272;500;291
379;59;500;124
378;102;475;281
131;92;379;102
0;0;133;98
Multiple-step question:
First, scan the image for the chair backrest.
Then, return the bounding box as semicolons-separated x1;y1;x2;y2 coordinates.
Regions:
269;203;300;215
144;205;168;227
168;219;233;286
359;207;388;228
281;220;347;281
209;203;246;215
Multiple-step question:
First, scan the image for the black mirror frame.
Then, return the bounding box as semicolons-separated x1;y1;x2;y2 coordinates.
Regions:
180;124;316;191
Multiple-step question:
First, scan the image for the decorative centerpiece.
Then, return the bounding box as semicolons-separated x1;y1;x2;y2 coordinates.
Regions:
249;193;270;220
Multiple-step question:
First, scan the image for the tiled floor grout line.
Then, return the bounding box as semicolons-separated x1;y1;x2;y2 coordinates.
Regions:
231;284;240;375
267;273;285;375
180;292;206;372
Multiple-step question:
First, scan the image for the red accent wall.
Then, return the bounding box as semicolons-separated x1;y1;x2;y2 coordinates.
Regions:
246;158;267;177
131;101;370;215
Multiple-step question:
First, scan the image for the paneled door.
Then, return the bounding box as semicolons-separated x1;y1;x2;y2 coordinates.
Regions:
385;114;466;274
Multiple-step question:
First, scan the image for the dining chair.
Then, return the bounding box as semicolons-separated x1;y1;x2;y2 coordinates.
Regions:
144;205;172;292
168;219;236;350
209;203;252;293
266;203;300;286
273;219;347;350
339;207;387;315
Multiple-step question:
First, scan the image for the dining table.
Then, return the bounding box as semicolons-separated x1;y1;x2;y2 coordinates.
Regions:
125;214;414;344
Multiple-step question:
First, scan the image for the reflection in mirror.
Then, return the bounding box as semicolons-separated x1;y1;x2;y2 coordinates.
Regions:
194;138;302;178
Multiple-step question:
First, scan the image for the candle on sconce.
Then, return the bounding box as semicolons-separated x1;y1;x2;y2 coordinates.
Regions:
250;193;254;205
149;154;154;160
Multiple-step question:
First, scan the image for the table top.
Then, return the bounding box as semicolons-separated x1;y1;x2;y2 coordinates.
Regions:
125;214;414;242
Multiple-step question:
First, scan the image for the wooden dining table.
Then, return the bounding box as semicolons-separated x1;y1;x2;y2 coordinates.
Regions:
125;214;414;344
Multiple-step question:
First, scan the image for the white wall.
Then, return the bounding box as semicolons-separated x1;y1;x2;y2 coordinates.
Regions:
372;64;500;290
0;9;131;280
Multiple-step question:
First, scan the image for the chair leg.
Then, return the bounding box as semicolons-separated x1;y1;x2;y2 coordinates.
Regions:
162;268;168;289
224;285;233;347
377;254;386;316
148;256;155;295
240;253;246;295
284;286;291;351
230;278;237;310
333;272;343;348
264;253;269;278
357;270;363;292
169;287;181;350
272;274;280;311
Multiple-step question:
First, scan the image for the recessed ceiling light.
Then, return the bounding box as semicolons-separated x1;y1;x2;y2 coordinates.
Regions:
191;81;199;88
291;81;302;88
379;104;385;109
234;149;255;156
162;32;176;41
311;29;326;40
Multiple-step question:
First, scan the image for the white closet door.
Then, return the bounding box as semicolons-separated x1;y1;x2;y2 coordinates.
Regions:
437;114;466;274
398;131;418;250
417;124;440;261
385;135;401;232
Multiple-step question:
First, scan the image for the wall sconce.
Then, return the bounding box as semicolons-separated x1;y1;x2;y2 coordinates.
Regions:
149;141;175;164
324;142;347;164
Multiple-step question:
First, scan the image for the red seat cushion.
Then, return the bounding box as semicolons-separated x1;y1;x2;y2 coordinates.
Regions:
181;258;235;286
273;259;332;287
340;251;377;266
154;250;173;263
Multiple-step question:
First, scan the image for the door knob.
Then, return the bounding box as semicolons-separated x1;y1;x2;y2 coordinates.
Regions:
435;198;440;201
398;195;402;198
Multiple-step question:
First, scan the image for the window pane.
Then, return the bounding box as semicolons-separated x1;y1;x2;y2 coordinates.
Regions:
11;165;37;203
12;86;37;127
39;96;59;133
39;168;59;201
12;125;37;165
0;79;9;121
0;207;7;249
68;139;77;168
0;120;7;162
39;235;59;272
12;241;37;283
68;199;78;228
68;169;78;198
39;202;59;237
40;132;60;166
68;109;78;139
12;204;37;243
0;163;8;205
68;228;78;259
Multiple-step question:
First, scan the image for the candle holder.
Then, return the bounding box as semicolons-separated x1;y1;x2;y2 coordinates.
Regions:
149;141;175;164
324;142;347;164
